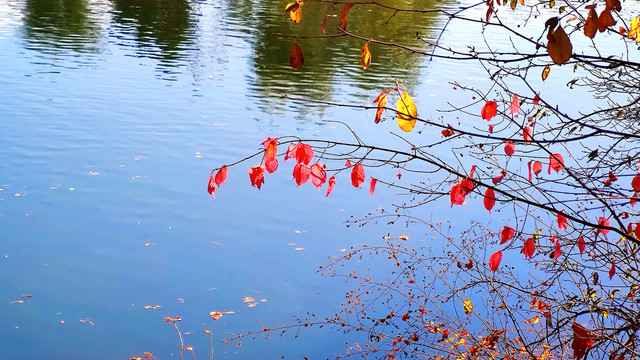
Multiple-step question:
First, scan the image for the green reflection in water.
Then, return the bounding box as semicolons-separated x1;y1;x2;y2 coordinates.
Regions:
110;0;197;66
22;0;101;53
239;0;451;110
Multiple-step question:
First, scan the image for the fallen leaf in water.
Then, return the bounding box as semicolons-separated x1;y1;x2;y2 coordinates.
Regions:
294;247;305;251
399;235;409;240
89;171;99;175
144;305;162;310
210;311;234;320
177;298;184;303
79;318;94;326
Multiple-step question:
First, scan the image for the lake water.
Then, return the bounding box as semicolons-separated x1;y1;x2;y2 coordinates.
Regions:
0;0;559;358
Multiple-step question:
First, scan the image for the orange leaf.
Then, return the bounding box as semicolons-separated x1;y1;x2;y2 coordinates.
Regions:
605;0;621;12
524;315;540;324
547;24;572;65
629;15;640;42
442;128;455;137
290;42;304;69
351;164;365;187
373;91;388;124
548;153;564;174
361;43;372;70
584;7;598;38
339;3;355;30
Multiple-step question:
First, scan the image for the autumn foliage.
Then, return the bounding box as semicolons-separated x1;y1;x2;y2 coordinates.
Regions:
206;1;640;359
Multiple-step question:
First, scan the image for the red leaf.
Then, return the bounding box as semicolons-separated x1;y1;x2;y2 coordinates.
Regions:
553;239;561;259
397;172;402;179
578;237;585;254
492;173;504;185
500;226;515;244
215;165;228;186
450;184;466;206
262;137;278;157
632;190;638;206
488;250;502;272
509;94;519;114
265;157;278;173
484;188;496;213
548;153;564;174
326;175;336;197
369;178;377;196
284;144;297;162
481;101;498;121
351;163;365;187
571;322;598;360
533;95;540;105
557;212;568;231
208;173;216;199
295;143;314;165
533;161;542;176
523;127;532;142
609;259;616;280
598;8;616;32
290;42;304;69
339;3;355;30
345;159;352;167
522;237;535;259
248;165;265;189
528;161;532;182
504;141;515;156
634;223;640;240
632;174;640;191
293;163;310;186
584;7;598;38
596;217;610;236
310;163;326;189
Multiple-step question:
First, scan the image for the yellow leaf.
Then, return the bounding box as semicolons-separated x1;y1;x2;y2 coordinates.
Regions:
463;298;473;315
629;15;640;42
549;0;555;8
542;65;550;81
524;315;540;324
397;91;417;132
361;43;372;70
510;0;517;10
285;0;303;23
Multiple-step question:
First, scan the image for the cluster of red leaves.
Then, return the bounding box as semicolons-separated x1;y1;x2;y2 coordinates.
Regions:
208;165;228;199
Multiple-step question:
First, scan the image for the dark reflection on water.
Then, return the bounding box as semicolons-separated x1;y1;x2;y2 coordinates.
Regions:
22;0;102;54
109;0;197;69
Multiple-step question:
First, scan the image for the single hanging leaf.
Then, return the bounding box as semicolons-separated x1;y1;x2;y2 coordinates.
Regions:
295;143;314;165
215;165;228;186
522;237;536;259
265;157;278;173
504;141;515;156
345;159;352;167
481;101;498;121
484;188;496;213
486;0;493;22
609;259;616;280
548;153;564;174
510;0;516;10
547;24;572;65
450;184;465;206
373;91;388;124
492;171;505;185
509;94;519;114
632;191;639;206
554;239;561;259
339;3;355;30
571;322;598;360
605;0;621;11
397;91;417;132
542;65;550;81
310;163;326;189
578;237;585;254
631;174;640;191
284;144;298;162
629;15;640;42
523;126;532;141
369;178;377;196
262;138;278;159
286;1;303;23
248;165;265;189
528;161;533;182
558;211;568;231
488;250;502;272
463;298;473;315
500;226;515;244
351;163;365;187
597;8;615;32
361;43;371;69
290;42;304;69
326;175;336;197
596;217;610;236
208;173;216;199
320;13;327;35
533;94;540;105
533;161;542;176
293;163;310;186
584;6;598;38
